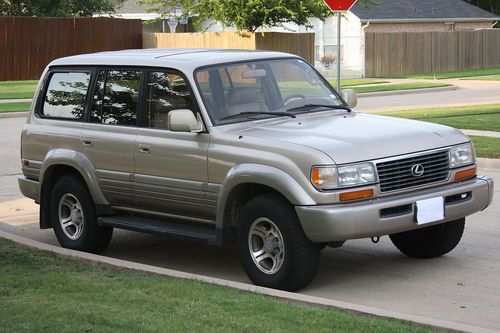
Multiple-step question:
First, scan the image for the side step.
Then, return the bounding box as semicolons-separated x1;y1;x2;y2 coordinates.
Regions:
98;215;218;244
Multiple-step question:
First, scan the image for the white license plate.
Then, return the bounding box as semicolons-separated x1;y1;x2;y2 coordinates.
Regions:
416;197;444;225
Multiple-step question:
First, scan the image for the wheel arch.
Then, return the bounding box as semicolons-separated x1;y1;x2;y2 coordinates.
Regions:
216;164;316;230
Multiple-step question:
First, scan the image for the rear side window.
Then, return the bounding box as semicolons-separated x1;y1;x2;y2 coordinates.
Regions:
91;69;142;126
42;72;91;119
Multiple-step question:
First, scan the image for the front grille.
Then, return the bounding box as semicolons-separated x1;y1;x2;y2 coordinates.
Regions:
377;150;450;192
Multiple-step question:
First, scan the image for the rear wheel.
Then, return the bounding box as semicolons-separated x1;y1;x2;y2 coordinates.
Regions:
390;219;465;258
237;193;321;291
50;175;113;253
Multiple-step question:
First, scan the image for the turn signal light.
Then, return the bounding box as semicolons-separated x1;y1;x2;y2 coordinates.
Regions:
454;167;477;181
339;189;374;202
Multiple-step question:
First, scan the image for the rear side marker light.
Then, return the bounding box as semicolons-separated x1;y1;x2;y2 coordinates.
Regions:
22;159;29;167
340;189;374;202
454;167;476;181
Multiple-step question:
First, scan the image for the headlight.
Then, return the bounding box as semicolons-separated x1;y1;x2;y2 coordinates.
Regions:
450;143;475;168
311;163;376;190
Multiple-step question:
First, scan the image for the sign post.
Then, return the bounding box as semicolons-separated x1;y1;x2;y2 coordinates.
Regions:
322;0;359;93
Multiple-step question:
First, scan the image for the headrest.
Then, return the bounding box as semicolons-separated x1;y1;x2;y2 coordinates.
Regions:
227;87;259;105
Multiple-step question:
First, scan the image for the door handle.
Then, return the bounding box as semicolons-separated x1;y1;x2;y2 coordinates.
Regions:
138;144;150;154
81;138;93;147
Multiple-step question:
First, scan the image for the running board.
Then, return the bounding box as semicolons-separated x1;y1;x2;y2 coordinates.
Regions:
98;215;218;244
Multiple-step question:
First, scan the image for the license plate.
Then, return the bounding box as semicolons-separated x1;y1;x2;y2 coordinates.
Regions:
416;197;444;225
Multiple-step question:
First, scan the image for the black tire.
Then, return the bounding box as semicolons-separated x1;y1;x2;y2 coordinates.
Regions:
237;193;321;291
389;219;465;259
50;175;113;253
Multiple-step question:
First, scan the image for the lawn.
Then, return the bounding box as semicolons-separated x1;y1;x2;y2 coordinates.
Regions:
400;67;500;80
351;82;451;94
375;104;500;132
470;136;500;159
0;101;32;113
0;80;38;99
0;237;435;333
462;75;500;81
329;79;390;87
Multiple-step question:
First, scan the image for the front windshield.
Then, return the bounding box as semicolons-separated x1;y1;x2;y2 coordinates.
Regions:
195;58;345;125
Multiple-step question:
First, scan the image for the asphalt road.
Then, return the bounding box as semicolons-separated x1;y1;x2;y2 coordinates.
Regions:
1;117;499;331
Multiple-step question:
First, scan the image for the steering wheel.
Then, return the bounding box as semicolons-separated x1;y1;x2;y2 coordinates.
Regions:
283;93;307;105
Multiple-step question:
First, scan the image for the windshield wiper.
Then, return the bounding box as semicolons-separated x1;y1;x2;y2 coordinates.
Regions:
286;104;351;113
219;111;296;122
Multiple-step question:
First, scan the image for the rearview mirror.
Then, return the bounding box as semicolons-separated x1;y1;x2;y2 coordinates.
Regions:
168;109;203;133
342;89;357;108
242;69;267;79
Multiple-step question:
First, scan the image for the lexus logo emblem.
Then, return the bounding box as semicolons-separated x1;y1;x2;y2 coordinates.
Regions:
411;164;425;177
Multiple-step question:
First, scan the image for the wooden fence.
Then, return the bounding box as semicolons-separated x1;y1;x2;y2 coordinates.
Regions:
365;29;500;77
144;32;315;64
0;16;143;81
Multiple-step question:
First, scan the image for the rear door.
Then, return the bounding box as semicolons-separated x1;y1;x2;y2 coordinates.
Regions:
133;69;212;220
80;68;142;207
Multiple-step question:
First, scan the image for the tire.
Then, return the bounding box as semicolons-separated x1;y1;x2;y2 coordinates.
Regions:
50;175;113;254
237;193;321;291
389;219;465;259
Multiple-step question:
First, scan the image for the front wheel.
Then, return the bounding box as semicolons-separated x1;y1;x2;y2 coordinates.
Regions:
237;193;321;291
390;218;465;258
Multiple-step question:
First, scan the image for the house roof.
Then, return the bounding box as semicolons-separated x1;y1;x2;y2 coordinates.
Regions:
116;0;147;14
351;0;499;22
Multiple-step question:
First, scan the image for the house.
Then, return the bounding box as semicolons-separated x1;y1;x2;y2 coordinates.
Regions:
312;0;499;77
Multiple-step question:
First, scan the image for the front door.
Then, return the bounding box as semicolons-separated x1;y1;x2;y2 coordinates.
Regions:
134;69;211;220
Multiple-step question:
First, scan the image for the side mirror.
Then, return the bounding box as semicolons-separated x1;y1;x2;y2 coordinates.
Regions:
342;89;357;108
168;109;203;133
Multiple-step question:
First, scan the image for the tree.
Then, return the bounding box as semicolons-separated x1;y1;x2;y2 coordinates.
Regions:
139;0;376;33
464;0;499;16
0;0;126;17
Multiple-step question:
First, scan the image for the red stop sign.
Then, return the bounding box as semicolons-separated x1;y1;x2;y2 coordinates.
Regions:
322;0;358;11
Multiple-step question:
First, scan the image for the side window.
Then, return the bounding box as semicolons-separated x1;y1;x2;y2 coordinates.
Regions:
42;72;90;119
91;69;141;126
146;71;195;130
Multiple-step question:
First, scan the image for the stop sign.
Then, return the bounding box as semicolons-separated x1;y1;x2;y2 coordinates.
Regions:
322;0;358;11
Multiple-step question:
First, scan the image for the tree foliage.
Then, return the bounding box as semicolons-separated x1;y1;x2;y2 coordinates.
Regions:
464;0;499;15
0;0;126;17
139;0;376;33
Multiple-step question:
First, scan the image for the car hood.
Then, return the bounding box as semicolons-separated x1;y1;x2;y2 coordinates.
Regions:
228;112;469;164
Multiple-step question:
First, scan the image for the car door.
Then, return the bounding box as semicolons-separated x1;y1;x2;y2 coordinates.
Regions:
133;69;212;220
80;68;142;207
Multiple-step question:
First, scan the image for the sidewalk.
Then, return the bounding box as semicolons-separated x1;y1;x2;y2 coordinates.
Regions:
461;129;500;138
0;98;32;103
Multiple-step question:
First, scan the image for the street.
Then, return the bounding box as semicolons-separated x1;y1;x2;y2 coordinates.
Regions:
1;116;499;331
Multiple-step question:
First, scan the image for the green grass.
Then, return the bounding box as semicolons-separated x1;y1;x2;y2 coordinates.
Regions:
350;82;451;94
462;75;500;81
375;104;500;132
0;237;435;333
470;136;500;159
0;101;32;113
399;67;500;80
0;80;38;99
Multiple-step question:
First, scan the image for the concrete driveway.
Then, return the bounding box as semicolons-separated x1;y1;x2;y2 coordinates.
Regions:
1;117;499;331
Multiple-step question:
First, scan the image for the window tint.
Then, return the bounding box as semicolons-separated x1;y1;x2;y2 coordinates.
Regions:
91;69;141;126
146;71;195;129
42;72;90;119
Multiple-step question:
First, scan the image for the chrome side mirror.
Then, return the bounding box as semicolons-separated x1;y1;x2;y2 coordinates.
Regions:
342;89;358;108
168;109;203;133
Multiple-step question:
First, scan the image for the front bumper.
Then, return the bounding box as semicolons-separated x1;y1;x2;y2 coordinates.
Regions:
296;176;494;243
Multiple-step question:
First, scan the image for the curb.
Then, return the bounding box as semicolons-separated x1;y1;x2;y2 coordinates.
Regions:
0;229;497;333
357;85;458;98
0;111;28;119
